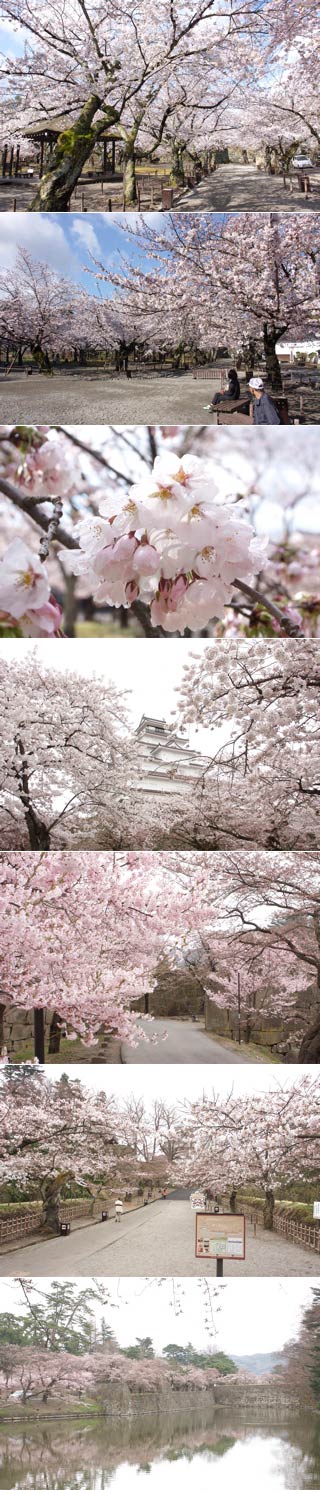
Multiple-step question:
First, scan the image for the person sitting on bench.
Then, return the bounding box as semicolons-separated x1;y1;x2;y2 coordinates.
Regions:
249;376;281;424
210;367;240;408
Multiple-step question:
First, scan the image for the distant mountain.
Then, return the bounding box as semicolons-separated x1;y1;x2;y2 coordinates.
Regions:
230;1352;284;1377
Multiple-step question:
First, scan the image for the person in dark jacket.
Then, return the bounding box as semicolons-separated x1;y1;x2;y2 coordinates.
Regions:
210;367;241;408
249;376;281;424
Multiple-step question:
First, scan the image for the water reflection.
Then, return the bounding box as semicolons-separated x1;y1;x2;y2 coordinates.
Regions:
0;1406;319;1490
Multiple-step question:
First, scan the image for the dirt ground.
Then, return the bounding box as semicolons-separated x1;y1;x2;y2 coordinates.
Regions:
1;368;318;423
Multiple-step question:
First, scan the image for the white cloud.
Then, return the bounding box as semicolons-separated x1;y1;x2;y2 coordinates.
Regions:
71;217;102;258
0;213;80;276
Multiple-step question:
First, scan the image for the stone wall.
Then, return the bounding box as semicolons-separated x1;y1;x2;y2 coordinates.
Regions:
2;1005;52;1056
135;961;205;1019
95;1381;299;1420
205;981;318;1058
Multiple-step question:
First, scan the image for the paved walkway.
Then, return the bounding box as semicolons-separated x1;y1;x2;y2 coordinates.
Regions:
0;1200;317;1277
121;1018;260;1064
177;164;320;212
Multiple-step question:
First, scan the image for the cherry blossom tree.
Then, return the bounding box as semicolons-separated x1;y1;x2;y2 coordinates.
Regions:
0;250;123;378
0;1065;125;1228
0;849;209;1048
0;0;266;208
174;1073;320;1227
102;211;320;389
0;1345;93;1402
0;652;136;850
1;1066;319;1233
175;638;320;853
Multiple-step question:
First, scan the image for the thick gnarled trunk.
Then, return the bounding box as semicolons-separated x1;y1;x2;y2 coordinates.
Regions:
30;96;106;211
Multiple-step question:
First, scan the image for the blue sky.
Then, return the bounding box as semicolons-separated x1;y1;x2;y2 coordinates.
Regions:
0;211;163;294
0;19;24;55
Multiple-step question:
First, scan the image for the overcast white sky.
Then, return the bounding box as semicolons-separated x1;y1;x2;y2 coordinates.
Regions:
44;1063;309;1103
0;1277;314;1356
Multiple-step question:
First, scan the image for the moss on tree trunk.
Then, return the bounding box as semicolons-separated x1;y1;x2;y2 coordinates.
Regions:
30;96;113;212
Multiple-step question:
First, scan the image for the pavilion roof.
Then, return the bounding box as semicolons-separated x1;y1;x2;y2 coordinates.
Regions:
25;114;121;140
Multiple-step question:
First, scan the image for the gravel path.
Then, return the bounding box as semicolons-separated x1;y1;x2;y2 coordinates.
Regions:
0;371;222;424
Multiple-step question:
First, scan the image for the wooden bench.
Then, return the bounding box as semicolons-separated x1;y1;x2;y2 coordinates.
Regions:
213;396;251;423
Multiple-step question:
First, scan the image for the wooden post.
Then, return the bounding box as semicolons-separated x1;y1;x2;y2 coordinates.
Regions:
108;197;112;211
8;146;14;177
39;137;44;179
103;138;108;177
111;139;116;174
81;191;85;211
2;144;8;178
14;145;20;177
13;197;17;212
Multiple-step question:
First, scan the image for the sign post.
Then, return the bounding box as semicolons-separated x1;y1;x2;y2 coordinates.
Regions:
313;1202;320;1219
195;1212;245;1275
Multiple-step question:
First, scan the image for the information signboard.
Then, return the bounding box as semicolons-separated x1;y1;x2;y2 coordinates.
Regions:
313;1202;320;1219
195;1212;245;1260
190;1191;206;1211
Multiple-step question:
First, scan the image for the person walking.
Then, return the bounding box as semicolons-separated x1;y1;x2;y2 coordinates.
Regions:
115;1199;124;1223
249;376;281;424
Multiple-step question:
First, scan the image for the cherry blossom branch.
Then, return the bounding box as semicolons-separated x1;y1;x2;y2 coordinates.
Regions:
0;474;78;551
233;578;302;637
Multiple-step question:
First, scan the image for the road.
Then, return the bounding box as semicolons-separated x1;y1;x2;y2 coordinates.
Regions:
177;163;320;212
121;1018;260;1064
0;1200;317;1277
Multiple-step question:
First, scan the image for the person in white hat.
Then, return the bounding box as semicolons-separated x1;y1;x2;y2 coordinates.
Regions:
115;1199;124;1223
249;377;281;424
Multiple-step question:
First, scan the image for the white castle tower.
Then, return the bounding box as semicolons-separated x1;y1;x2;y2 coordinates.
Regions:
135;716;211;797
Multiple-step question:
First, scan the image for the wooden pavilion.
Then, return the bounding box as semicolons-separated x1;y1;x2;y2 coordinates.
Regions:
24;115;120;178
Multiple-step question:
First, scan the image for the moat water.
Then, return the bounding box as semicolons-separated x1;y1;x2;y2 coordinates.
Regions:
0;1406;319;1490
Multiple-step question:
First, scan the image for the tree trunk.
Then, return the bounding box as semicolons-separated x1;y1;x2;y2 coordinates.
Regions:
62;570;78;638
30;95;104;211
123;149;138;206
299;1017;320;1063
263;1188;275;1230
48;1013;62;1055
15;734;51;849
25;812;51;850
229;1188;237;1212
263;324;283;389
0;1004;5;1050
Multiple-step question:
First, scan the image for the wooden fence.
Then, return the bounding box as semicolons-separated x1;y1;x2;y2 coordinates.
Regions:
243;1203;320;1253
0;1209;42;1243
0;1198;95;1243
